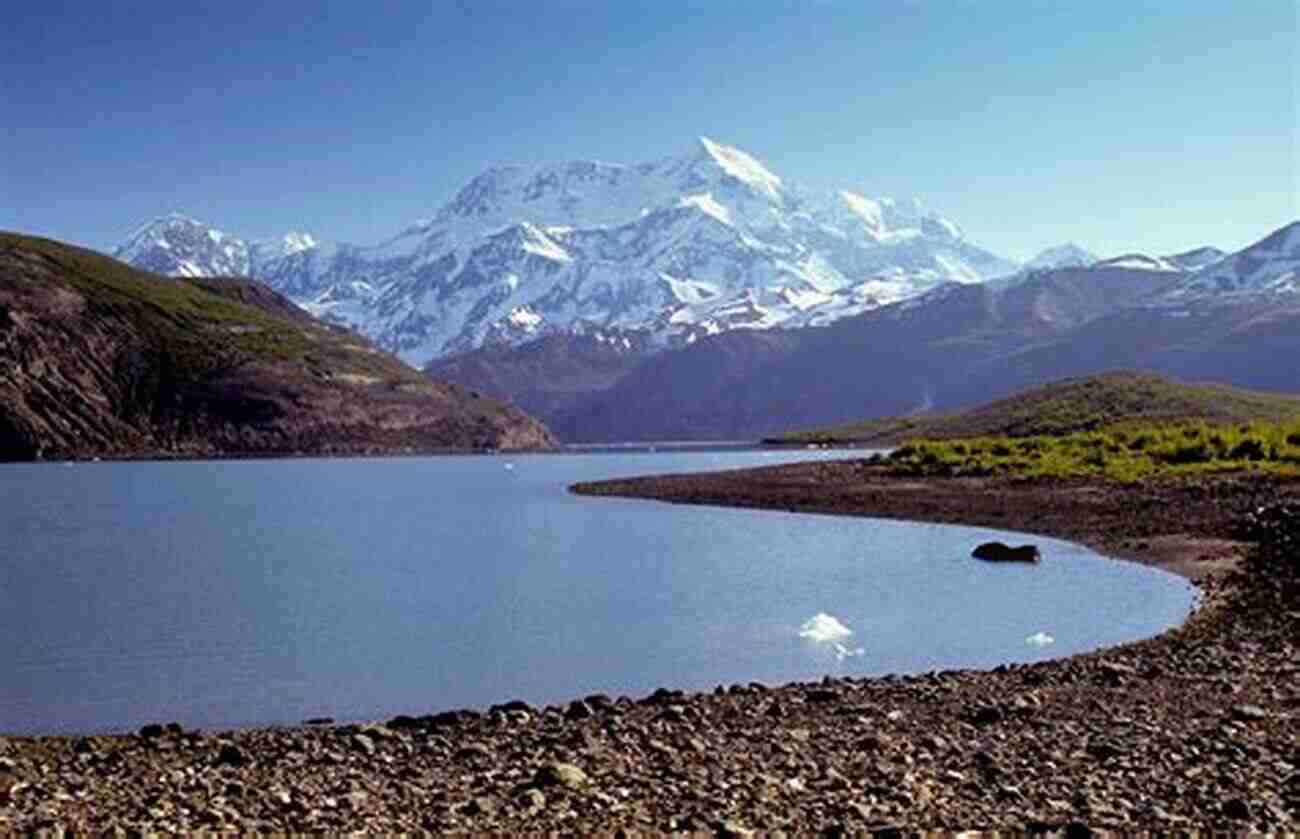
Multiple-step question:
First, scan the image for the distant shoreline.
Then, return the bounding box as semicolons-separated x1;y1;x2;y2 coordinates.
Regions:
0;441;875;466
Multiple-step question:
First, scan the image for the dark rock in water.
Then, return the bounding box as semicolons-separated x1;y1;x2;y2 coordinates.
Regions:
138;724;165;739
972;541;1041;563
304;716;334;726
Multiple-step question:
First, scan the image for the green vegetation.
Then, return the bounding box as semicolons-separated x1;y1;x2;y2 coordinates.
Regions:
767;372;1300;446
887;419;1300;482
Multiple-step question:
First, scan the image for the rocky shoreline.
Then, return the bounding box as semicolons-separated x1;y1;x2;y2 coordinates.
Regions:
2;462;1297;832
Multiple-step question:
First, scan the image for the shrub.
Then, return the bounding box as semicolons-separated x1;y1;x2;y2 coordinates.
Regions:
1128;432;1155;451
886;418;1300;482
1229;437;1268;461
1160;442;1213;465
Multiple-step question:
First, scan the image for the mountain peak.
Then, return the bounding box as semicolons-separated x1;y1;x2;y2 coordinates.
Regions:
1160;219;1300;301
1025;243;1096;271
113;215;250;278
278;231;317;254
121;213;208;243
1163;245;1226;272
695;137;784;201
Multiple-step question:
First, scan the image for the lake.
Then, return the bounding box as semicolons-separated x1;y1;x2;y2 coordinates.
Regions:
0;449;1197;735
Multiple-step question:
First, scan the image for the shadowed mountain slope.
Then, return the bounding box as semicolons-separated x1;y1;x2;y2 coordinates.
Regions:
545;250;1300;441
0;233;555;460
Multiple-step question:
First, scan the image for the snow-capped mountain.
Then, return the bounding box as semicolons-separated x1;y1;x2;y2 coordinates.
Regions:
115;214;320;280
1161;221;1300;301
1024;243;1096;271
1164;245;1226;273
981;242;1097;291
115;138;1018;364
115;214;254;278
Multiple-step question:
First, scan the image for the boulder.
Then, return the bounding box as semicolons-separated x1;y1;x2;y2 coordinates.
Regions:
972;541;1041;563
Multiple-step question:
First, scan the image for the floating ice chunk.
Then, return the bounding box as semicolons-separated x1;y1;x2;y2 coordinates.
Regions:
1025;631;1055;647
503;462;515;471
799;613;853;643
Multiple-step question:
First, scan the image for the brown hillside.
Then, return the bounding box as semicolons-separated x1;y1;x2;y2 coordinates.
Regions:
0;232;556;460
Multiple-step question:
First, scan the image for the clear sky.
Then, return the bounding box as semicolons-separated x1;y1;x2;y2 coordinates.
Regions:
2;0;1296;261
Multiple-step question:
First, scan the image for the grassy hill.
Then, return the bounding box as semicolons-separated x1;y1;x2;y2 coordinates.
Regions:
766;371;1300;446
0;232;556;459
884;419;1300;483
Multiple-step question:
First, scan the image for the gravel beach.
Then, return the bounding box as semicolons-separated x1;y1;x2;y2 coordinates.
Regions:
2;461;1296;833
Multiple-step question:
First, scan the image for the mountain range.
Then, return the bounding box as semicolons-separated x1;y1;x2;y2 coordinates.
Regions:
116;138;1025;365
110;139;1298;443
434;220;1300;441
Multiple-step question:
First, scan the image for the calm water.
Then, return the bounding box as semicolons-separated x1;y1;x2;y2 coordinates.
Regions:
0;450;1196;735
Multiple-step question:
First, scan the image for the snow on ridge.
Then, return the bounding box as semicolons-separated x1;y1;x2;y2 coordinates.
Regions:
1163;246;1225;272
1095;253;1181;272
839;191;885;232
698;136;784;202
661;273;721;305
677;193;734;226
516;222;572;263
1154;221;1300;303
931;254;979;283
928;216;964;241
279;231;317;254
779;286;833;311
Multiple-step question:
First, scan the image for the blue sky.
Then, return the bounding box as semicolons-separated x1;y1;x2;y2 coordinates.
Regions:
2;1;1295;261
